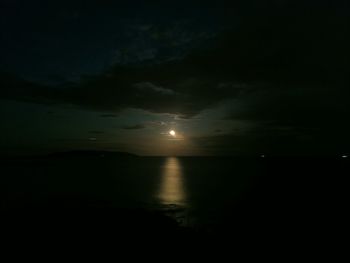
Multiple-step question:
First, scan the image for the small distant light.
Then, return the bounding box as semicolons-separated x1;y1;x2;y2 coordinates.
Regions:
342;155;348;158
261;155;265;158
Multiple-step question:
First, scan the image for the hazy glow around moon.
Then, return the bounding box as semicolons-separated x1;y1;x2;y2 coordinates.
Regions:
169;130;176;136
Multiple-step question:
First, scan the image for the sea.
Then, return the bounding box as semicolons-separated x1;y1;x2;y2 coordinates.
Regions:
1;155;348;235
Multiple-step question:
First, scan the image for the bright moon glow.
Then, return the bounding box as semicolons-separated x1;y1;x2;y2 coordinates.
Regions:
169;130;176;136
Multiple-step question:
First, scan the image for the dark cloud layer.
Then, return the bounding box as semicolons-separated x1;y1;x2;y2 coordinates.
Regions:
89;130;104;135
121;124;145;130
1;0;349;154
2;1;348;114
99;114;118;118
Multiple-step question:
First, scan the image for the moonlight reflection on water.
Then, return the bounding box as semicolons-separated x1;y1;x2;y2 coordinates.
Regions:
158;157;187;207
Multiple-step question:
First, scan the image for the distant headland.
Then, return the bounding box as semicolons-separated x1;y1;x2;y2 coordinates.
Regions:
48;150;138;159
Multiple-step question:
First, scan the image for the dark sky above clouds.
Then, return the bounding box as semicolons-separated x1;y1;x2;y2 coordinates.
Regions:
0;0;349;156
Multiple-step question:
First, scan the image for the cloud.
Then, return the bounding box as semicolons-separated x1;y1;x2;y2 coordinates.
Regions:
1;1;349;155
191;124;349;156
121;124;145;130
225;86;350;133
99;114;118;118
0;1;348;123
89;130;104;135
134;82;177;96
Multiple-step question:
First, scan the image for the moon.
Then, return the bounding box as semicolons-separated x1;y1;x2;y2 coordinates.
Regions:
169;130;176;137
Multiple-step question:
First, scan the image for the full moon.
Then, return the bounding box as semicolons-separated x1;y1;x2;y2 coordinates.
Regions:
169;130;176;136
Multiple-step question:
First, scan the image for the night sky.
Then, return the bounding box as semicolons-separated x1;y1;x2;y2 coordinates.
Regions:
1;0;349;156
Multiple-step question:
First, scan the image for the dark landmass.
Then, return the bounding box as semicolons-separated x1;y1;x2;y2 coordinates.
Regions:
0;150;138;161
47;150;138;159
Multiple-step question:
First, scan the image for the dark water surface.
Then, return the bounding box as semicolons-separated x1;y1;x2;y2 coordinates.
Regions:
1;156;348;235
2;157;261;226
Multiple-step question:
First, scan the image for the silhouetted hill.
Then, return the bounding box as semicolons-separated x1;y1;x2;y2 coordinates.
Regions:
47;150;138;159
